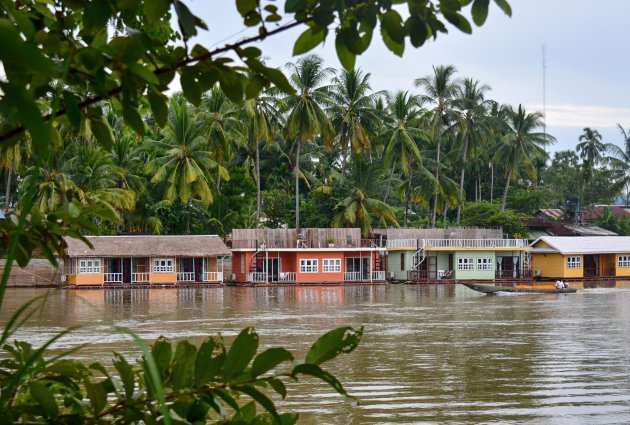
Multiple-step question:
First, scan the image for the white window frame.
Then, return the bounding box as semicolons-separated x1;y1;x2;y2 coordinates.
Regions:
322;258;341;272
619;255;630;268
476;257;494;271
240;254;245;273
566;256;581;269
300;259;318;273
79;259;101;274
153;258;174;273
457;257;474;271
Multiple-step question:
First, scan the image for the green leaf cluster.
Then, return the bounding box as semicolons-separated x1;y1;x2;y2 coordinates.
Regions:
0;322;363;424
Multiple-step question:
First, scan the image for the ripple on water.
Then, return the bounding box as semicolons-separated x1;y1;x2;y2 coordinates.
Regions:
3;285;630;424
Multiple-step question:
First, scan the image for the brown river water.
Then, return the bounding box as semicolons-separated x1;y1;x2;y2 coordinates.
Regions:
2;284;630;424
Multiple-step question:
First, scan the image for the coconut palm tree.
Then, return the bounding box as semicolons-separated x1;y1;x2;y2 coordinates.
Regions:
493;104;555;211
332;154;398;236
374;91;430;201
576;127;606;182
240;88;285;227
414;64;460;227
284;55;334;230
326;68;384;168
200;86;243;189
453;78;492;223
605;124;630;205
145;96;228;232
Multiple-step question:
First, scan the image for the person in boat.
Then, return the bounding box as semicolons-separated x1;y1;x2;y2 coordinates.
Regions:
555;280;565;289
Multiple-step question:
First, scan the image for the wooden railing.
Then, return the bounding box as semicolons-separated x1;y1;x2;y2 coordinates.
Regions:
104;273;122;283
584;268;616;278
177;272;195;282
203;272;223;282
247;272;268;283
371;271;386;281
277;272;296;283
132;272;150;283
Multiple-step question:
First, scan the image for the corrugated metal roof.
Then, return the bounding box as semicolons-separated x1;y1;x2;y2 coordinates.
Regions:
536;209;565;219
530;236;630;254
65;235;231;257
562;224;617;236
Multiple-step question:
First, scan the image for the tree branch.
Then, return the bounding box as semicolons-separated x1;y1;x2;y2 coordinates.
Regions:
0;18;309;145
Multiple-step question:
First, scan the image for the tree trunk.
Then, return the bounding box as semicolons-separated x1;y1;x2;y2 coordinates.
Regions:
456;137;469;225
501;169;512;212
431;139;441;227
378;155;398;229
490;162;494;203
5;165;12;211
295;133;302;231
404;174;412;227
256;138;261;228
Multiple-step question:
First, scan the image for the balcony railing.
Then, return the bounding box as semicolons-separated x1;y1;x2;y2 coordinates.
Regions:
104;273;122;283
177;272;195;282
132;272;150;283
371;271;386;281
247;272;268;283
386;239;418;249
495;269;521;279
424;238;529;249
584;268;615;278
203;272;223;282
278;272;296;283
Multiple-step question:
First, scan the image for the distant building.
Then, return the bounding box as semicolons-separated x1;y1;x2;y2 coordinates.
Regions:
530;236;630;279
229;228;385;284
524;217;617;240
377;228;530;282
63;235;230;286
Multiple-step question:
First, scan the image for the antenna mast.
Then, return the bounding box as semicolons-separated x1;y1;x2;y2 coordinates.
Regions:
542;45;547;153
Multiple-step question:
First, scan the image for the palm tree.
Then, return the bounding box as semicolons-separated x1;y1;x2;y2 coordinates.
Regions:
605;124;630;205
493;104;555;211
374;91;430;201
453;78;491;224
145;96;228;232
0;140;30;211
284;55;334;230
576;127;606;183
414;64;460;227
240;88;285;227
200;86;243;189
326;69;384;168
332;154;398;236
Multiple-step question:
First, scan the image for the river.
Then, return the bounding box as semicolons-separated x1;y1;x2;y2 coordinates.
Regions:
2;285;630;424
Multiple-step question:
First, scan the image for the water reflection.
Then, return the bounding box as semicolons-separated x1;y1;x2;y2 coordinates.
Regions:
2;285;630;424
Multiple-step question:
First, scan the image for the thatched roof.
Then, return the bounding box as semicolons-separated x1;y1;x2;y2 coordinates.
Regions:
64;235;230;258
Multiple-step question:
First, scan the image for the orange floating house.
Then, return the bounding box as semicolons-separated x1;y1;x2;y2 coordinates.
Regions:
63;235;230;286
229;228;386;284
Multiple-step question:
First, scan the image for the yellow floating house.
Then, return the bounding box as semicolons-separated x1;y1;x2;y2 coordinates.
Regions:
530;236;630;279
63;235;230;286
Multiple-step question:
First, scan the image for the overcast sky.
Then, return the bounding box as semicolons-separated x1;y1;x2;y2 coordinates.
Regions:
194;0;629;154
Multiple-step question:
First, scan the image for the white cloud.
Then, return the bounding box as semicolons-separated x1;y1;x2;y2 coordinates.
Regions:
527;104;630;129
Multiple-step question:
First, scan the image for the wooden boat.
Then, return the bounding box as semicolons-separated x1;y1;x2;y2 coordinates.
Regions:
460;282;577;294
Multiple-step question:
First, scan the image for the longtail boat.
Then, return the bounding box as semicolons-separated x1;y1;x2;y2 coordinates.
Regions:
460;281;577;294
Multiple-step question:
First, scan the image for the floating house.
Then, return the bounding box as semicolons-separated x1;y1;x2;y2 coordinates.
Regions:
229;228;386;284
530;236;630;279
63;235;230;286
378;228;531;282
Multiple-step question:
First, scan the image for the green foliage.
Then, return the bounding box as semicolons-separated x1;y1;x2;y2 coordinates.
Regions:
261;190;294;229
0;317;363;424
460;201;526;237
505;187;554;215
